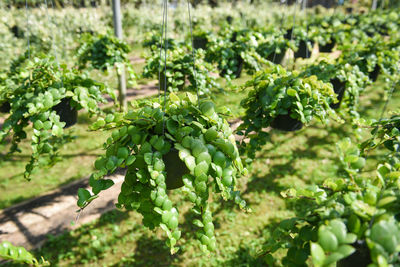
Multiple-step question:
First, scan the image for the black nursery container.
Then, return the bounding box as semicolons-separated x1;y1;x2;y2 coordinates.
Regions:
337;241;371;267
163;148;188;190
284;28;293;40
319;38;336;53
193;36;208;50
368;65;380;82
294;40;313;59
220;56;244;78
0;102;11;113
52;98;78;128
330;78;346;109
267;49;287;65
271;114;303;132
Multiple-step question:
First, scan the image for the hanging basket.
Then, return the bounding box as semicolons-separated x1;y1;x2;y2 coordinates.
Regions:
329;78;346;109
368;65;380;82
284;28;293;40
193;36;208;50
220;56;244;78
0;102;11;113
271;114;303;132
294;40;313;59
52;98;78;128
267;49;287;65
163;148;188;190
337;241;371;267
319;38;336;53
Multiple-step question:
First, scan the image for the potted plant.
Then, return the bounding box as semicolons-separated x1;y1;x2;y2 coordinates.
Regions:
237;66;338;159
142;31;180;53
256;28;290;65
285;25;314;59
77;33;137;87
303;61;369;111
191;28;212;50
77;92;248;254
205;27;266;79
0;51;32;113
262;119;400;267
142;46;219;95
340;36;400;83
0;56;115;179
309;15;343;53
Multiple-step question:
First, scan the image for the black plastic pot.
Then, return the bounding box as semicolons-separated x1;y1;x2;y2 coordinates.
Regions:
319;39;336;53
337;241;371;267
294;40;313;59
267;49;287;65
52;98;78;128
271;114;303;132
0;102;11;113
368;65;380;82
163;148;188;190
284;28;293;40
193;36;208;50
330;78;346;109
220;56;244;78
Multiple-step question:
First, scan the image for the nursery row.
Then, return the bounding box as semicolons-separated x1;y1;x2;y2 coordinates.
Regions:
1;2;400;266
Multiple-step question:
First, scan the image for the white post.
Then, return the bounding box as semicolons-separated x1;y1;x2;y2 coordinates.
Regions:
371;0;378;10
112;0;127;110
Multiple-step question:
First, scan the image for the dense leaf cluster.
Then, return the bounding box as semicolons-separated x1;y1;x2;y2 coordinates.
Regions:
78;93;248;253
0;57;115;178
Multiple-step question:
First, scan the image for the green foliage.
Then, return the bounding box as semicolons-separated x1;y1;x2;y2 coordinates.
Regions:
237;65;339;159
0;56;115;179
79;92;248;254
0;241;49;266
143;45;219;95
205;27;267;79
340;36;400;83
263;116;400;266
77;33;137;87
304;60;370;116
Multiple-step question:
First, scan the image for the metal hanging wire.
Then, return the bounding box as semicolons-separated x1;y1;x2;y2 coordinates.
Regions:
186;0;199;106
44;0;61;70
158;0;167;103
25;0;31;61
272;0;288;63
158;0;168;135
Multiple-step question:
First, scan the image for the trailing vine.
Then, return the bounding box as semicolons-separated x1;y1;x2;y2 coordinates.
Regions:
78;92;248;254
0;56;115;179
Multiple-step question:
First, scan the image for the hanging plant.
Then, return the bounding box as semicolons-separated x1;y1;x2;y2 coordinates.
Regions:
309;14;343;53
0;51;34;112
263;125;400;266
77;33;137;87
303;60;369;113
237;65;339;158
286;25;314;59
142;31;180;53
256;28;291;65
0;56;115;179
142;46;219;95
77;92;248;254
340;36;400;84
205;27;266;79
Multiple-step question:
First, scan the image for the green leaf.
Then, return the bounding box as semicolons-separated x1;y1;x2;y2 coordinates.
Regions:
311;242;325;266
287;88;297;96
